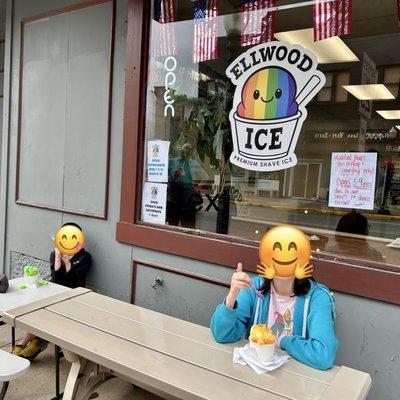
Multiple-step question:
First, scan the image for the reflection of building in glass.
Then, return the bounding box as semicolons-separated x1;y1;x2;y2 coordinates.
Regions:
143;0;400;261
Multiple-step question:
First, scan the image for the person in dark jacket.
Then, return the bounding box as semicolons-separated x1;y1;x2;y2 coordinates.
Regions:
12;223;91;359
50;242;91;289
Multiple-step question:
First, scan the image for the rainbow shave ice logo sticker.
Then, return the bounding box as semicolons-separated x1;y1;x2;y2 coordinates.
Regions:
226;42;325;171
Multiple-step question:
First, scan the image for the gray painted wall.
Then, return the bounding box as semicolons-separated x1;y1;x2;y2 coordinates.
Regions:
0;1;398;399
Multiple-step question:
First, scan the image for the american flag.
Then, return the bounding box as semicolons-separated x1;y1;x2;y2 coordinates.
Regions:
313;0;352;42
241;0;276;47
193;0;219;64
154;0;177;57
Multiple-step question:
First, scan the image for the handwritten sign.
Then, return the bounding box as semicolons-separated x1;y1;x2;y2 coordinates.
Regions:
147;140;170;183
142;182;167;224
329;152;377;210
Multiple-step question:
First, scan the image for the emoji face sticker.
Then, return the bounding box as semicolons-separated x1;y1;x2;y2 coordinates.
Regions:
55;224;85;256
237;67;298;120
256;225;313;279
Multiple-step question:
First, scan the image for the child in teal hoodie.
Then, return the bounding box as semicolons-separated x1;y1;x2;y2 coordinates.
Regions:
210;226;338;371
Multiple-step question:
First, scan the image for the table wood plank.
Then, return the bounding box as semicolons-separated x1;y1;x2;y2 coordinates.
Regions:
2;288;90;325
74;291;339;384
0;278;71;313
47;299;328;400
323;366;372;400
14;309;286;400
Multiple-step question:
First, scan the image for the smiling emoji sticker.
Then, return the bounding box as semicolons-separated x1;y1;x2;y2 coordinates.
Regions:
55;224;85;256
256;225;313;279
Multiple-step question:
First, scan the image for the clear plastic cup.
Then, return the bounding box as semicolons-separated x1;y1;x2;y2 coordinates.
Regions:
250;340;275;363
24;275;39;288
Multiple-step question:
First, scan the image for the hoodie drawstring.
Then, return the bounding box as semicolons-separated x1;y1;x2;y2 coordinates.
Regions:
302;297;310;338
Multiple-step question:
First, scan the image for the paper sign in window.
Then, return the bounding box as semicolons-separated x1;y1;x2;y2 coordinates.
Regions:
328;152;377;210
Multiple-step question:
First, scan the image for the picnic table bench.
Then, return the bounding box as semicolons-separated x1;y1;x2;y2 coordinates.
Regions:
0;349;30;400
1;288;372;400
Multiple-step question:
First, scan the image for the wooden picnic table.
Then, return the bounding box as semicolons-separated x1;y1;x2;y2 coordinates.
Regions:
0;277;71;314
0;277;71;342
2;288;372;400
0;277;72;399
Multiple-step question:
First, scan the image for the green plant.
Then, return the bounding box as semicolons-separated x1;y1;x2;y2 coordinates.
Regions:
173;85;234;194
24;265;39;277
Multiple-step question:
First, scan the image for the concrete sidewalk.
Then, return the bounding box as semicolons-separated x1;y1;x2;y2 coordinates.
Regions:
0;324;162;400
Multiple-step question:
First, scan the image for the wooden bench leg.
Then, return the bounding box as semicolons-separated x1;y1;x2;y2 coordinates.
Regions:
62;350;113;400
0;382;10;400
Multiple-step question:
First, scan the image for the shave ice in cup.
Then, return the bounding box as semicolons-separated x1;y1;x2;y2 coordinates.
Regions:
233;66;320;160
24;265;40;288
249;324;276;363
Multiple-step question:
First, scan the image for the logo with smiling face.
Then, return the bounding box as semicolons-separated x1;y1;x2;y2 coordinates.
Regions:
150;187;158;199
152;144;160;157
226;42;326;172
256;225;313;279
237;67;298;120
55;224;85;256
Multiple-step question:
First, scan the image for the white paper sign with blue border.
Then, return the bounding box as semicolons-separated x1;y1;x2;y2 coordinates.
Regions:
142;182;167;224
147;140;170;183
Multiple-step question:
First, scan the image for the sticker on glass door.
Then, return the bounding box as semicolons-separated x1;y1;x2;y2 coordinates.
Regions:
226;42;325;172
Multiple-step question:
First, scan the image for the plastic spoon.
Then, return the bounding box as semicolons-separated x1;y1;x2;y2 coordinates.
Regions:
252;283;264;300
295;75;323;107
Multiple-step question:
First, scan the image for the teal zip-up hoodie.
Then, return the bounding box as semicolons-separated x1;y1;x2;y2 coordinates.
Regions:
210;277;338;370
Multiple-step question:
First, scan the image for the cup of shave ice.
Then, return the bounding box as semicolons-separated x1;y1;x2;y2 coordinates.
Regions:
233;66;302;160
249;324;276;363
23;265;40;288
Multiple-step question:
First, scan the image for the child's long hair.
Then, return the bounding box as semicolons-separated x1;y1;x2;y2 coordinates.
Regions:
259;278;312;296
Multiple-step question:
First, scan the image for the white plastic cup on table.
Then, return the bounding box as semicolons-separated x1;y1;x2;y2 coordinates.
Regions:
250;340;275;363
24;275;39;288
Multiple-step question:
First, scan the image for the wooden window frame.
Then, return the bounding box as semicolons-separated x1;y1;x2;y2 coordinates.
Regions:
117;0;400;305
15;0;116;219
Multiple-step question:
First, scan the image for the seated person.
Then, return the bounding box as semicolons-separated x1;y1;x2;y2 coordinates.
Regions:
327;211;384;262
336;210;369;235
210;225;338;370
12;223;91;359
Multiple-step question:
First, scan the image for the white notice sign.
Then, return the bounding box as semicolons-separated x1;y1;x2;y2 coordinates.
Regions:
147;140;170;183
142;182;167;224
329;152;377;210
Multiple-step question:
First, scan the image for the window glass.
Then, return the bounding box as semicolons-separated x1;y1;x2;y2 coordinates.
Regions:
335;71;350;102
317;72;333;102
142;0;400;266
383;66;400;97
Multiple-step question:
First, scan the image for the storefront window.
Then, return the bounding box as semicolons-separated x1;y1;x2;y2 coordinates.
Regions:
141;0;400;267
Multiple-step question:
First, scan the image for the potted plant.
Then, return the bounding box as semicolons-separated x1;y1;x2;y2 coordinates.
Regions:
24;265;40;287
